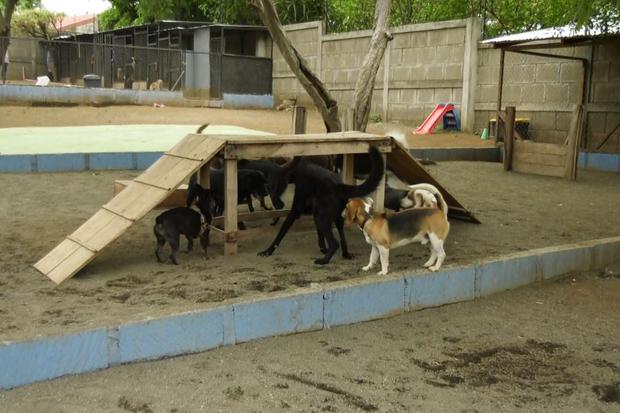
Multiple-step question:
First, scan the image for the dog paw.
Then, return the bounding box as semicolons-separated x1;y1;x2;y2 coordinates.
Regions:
429;265;441;272
362;265;372;271
258;249;274;257
314;258;329;265
377;270;388;276
342;252;353;260
423;261;434;268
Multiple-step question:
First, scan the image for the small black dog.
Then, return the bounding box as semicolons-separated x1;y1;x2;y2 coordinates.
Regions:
154;184;213;265
384;184;413;211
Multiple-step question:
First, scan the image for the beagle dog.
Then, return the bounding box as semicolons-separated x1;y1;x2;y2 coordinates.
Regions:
343;185;449;275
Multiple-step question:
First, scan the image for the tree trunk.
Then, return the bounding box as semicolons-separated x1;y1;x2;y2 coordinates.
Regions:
250;0;341;132
0;0;19;73
352;0;393;131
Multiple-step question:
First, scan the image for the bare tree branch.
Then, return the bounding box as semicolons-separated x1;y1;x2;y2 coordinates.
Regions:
250;0;341;132
352;0;393;131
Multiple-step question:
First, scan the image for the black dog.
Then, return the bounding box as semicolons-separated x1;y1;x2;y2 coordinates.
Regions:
155;184;213;265
238;158;298;210
154;207;211;265
187;169;269;217
384;184;413;211
258;146;385;265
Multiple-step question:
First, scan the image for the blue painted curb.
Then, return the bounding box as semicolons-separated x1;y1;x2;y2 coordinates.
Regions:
0;152;164;173
1;236;619;390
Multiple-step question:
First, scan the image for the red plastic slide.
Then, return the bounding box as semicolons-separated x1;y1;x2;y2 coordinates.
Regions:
413;103;455;135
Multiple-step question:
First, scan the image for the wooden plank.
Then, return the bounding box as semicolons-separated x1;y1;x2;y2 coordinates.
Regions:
46;244;97;285
292;106;307;134
504;106;515;171
167;135;225;161
224;159;238;256
34;238;83;276
70;209;133;252
215;131;386;145
341;154;355;184
513;160;566;177
513;140;566;156
137;154;201;190
199;162;211;189
104;181;170;221
386;139;480;223
225;140;391;160
114;180;187;209
513;151;566;167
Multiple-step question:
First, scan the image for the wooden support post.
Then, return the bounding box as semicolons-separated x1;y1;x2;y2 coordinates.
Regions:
372;153;387;212
198;162;211;188
224;159;238;255
495;48;505;140
503;106;515;171
292;106;307;134
340;107;356;183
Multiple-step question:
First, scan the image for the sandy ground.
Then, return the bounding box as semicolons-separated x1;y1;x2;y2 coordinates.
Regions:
1;162;619;343
1;267;619;413
0;104;494;149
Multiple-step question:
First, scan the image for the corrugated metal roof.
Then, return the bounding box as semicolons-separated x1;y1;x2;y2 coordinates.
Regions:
483;23;620;45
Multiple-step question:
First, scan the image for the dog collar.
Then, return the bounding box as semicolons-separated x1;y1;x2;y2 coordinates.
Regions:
359;215;371;230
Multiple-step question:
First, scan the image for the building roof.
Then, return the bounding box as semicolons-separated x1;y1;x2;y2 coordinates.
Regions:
59;14;96;31
482;23;620;46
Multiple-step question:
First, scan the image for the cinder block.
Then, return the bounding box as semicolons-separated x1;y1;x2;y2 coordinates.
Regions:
233;288;324;343
89;153;134;170
324;276;406;327
392;33;411;49
560;62;580;82
417;89;435;104
536;245;593;279
37;154;87;172
544;84;569;103
411;32;428;47
591;237;620;268
435;46;453;63
508;65;536;83
520;84;545;103
0;155;34;172
425;65;445;81
117;307;232;363
536;63;561;82
445;64;463;80
475;254;540;297
408;267;475;310
592;61;610;82
0;329;109;390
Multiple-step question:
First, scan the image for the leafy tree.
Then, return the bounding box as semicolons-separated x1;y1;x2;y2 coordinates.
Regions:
11;8;64;39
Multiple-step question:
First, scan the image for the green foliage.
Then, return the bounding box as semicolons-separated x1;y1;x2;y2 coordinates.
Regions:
96;0;619;37
11;8;63;38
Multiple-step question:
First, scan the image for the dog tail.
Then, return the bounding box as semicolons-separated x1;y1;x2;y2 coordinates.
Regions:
196;123;209;134
187;173;199;207
407;183;448;219
336;146;385;200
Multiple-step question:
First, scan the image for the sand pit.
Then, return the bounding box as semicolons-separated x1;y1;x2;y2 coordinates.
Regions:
1;161;619;342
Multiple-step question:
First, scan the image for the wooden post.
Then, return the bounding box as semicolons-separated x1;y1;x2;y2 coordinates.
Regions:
224;159;238;255
292;106;307;134
198;162;211;188
372;153;387;212
495;48;505;140
340;107;356;184
503;106;515;171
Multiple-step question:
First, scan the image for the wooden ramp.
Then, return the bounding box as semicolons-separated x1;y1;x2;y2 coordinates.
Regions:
34;135;226;284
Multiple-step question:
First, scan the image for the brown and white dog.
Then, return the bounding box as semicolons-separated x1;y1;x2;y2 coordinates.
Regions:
408;183;440;209
343;185;449;275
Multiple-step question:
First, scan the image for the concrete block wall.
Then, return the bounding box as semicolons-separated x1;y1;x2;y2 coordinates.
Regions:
475;41;620;153
274;19;472;127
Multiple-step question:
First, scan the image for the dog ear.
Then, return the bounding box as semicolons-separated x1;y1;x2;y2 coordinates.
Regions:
363;197;374;206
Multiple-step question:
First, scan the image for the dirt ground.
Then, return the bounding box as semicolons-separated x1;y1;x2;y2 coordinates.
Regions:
1;162;619;343
1;267;619;413
0;104;494;148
